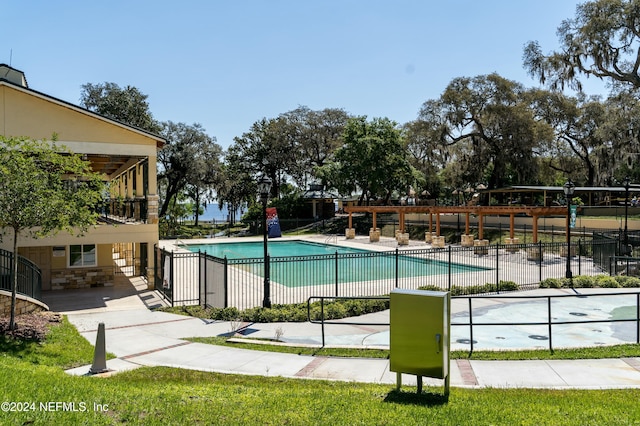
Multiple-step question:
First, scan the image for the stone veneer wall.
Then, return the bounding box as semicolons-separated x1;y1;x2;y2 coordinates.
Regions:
50;266;114;290
147;194;159;224
0;290;48;316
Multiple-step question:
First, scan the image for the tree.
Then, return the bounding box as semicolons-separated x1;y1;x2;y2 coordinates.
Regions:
215;158;255;226
229;118;297;199
596;90;640;183
320;116;421;205
157;122;222;219
0;136;105;330
279;106;350;187
523;0;640;92
403;117;451;199
80;82;160;133
528;91;604;185
416;74;553;190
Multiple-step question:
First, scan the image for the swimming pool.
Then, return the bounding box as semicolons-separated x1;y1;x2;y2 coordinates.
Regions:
186;240;367;259
184;240;489;288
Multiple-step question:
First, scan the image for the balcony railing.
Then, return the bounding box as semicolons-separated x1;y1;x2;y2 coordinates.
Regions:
98;198;148;224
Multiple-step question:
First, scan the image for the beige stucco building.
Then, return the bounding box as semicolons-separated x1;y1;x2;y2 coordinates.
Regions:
0;64;164;291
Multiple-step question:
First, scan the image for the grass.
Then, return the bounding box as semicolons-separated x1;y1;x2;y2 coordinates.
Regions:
3;316;640;425
187;335;640;361
0;316;100;368
5;360;640;425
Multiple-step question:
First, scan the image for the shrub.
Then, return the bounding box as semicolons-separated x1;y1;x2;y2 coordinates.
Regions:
323;302;347;319
498;280;519;291
342;300;364;317
572;275;596;288
539;278;563;288
417;285;443;292
418;282;520;296
183;305;209;317
216;307;241;321
615;275;640;288
594;275;620;288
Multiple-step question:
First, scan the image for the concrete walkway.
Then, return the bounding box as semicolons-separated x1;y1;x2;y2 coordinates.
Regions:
42;278;640;390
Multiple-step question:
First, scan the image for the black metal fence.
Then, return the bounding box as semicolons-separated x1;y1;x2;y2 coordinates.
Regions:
306;292;640;353
609;256;640;276
154;238;618;309
0;248;42;301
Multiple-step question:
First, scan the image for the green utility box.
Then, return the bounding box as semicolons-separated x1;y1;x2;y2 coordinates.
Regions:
390;289;450;395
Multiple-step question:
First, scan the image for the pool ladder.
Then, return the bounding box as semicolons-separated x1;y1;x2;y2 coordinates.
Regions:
325;234;338;245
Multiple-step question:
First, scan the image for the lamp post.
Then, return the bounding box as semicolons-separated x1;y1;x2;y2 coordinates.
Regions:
563;179;575;281
258;175;272;308
623;176;631;256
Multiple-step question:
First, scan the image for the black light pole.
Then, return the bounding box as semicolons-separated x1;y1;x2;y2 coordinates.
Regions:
624;176;631;256
563;179;575;281
258;175;272;308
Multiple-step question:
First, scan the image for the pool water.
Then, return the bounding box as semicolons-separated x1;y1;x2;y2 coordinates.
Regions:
184;240;487;288
186;240;366;258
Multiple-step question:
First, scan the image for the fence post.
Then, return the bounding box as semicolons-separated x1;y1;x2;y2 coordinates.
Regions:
224;256;228;308
395;248;399;288
538;240;543;283
170;250;175;307
496;243;500;293
153;244;158;291
578;240;582;276
200;251;204;306
321;298;326;348
548;296;553;353
447;246;452;291
468;297;474;356
335;251;339;297
636;293;640;343
609;256;613;275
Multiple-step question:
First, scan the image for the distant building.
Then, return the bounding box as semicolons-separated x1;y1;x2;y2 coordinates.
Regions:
302;183;337;219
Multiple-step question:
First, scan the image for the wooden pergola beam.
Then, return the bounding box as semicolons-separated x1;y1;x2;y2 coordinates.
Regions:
344;205;568;242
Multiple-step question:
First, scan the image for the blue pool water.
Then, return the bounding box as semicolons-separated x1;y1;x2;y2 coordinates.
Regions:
186;240;367;258
184;240;488;288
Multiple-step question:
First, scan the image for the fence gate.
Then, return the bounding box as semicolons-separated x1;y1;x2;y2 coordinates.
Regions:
201;254;227;308
154;246;201;306
113;242;136;276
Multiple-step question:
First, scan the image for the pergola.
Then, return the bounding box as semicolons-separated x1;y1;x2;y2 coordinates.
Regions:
344;205;569;243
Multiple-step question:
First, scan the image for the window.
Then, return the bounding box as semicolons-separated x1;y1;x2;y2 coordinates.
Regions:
69;244;96;267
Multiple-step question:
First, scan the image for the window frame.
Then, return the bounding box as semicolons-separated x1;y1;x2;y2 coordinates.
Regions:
68;244;97;268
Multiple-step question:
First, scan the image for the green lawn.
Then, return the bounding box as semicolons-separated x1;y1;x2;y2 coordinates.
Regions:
188;335;640;361
2;317;640;425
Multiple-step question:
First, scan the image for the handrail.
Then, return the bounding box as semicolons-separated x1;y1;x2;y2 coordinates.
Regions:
0;248;42;301
307;291;640;353
307;296;390;347
456;291;640;355
324;234;338;244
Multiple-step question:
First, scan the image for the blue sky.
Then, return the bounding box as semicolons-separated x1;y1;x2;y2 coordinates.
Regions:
2;1;607;149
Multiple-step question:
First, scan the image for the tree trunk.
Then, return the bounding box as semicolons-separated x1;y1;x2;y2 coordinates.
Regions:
159;182;180;218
